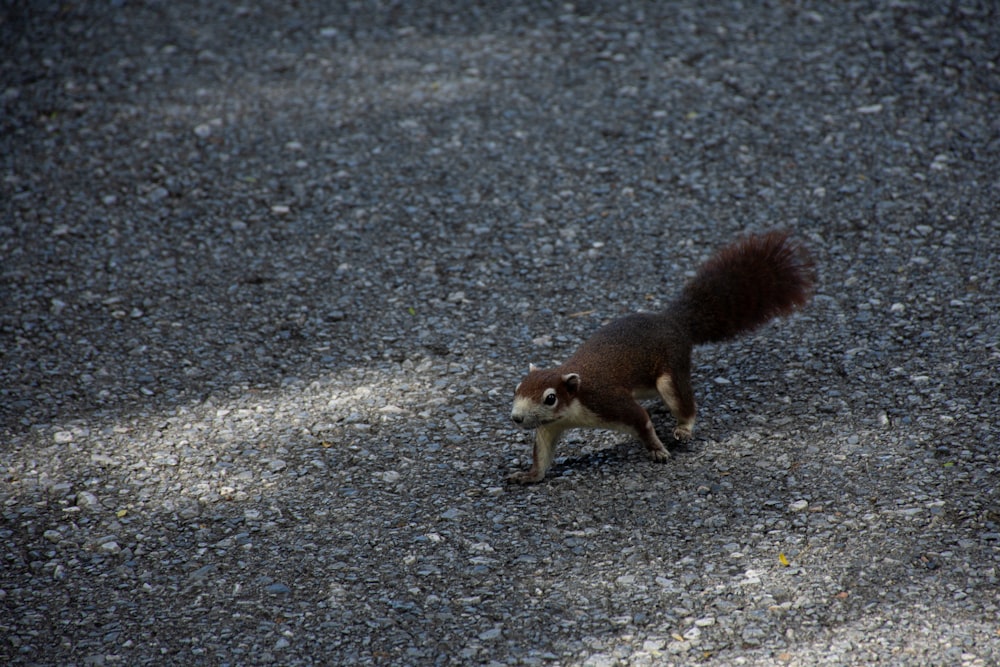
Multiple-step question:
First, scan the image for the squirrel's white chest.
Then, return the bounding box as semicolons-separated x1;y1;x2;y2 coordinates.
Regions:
557;398;606;428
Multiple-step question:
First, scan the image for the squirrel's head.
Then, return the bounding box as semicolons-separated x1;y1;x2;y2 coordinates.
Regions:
510;364;581;429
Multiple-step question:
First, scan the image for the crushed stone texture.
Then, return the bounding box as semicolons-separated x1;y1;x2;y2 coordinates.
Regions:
2;1;998;665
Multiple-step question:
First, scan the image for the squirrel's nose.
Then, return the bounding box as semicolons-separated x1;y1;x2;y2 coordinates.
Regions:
511;414;523;424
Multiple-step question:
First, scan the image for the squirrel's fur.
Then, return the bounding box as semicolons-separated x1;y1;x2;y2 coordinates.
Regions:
509;231;815;484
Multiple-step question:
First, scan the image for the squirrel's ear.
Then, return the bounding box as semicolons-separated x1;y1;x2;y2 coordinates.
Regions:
562;373;581;394
529;363;539;372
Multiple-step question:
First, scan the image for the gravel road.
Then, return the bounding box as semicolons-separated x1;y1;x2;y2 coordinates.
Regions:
2;1;998;665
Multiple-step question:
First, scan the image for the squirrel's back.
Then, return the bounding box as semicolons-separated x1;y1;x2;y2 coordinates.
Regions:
670;231;815;345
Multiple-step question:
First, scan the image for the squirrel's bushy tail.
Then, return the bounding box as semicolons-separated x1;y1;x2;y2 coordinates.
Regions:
673;231;816;345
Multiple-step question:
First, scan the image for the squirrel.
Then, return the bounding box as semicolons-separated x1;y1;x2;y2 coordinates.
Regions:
508;230;816;484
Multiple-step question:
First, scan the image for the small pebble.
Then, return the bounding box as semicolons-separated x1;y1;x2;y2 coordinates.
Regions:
76;491;101;510
99;541;121;555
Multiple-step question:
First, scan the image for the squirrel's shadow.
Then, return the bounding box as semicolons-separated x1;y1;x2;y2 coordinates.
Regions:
547;434;696;476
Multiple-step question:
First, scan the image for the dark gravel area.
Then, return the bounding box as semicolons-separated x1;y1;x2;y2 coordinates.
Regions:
2;1;998;664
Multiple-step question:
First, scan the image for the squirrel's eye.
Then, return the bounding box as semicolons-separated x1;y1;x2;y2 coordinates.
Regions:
544;393;557;406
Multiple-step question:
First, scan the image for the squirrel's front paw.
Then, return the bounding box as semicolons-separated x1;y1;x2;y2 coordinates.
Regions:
673;426;693;441
508;469;545;485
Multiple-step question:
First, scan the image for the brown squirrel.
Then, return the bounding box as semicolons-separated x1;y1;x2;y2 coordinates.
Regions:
509;231;816;484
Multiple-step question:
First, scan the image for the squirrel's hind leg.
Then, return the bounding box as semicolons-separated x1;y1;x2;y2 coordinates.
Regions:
656;373;696;441
603;394;671;463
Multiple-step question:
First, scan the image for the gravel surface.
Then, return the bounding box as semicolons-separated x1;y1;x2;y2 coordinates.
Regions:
2;1;998;665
